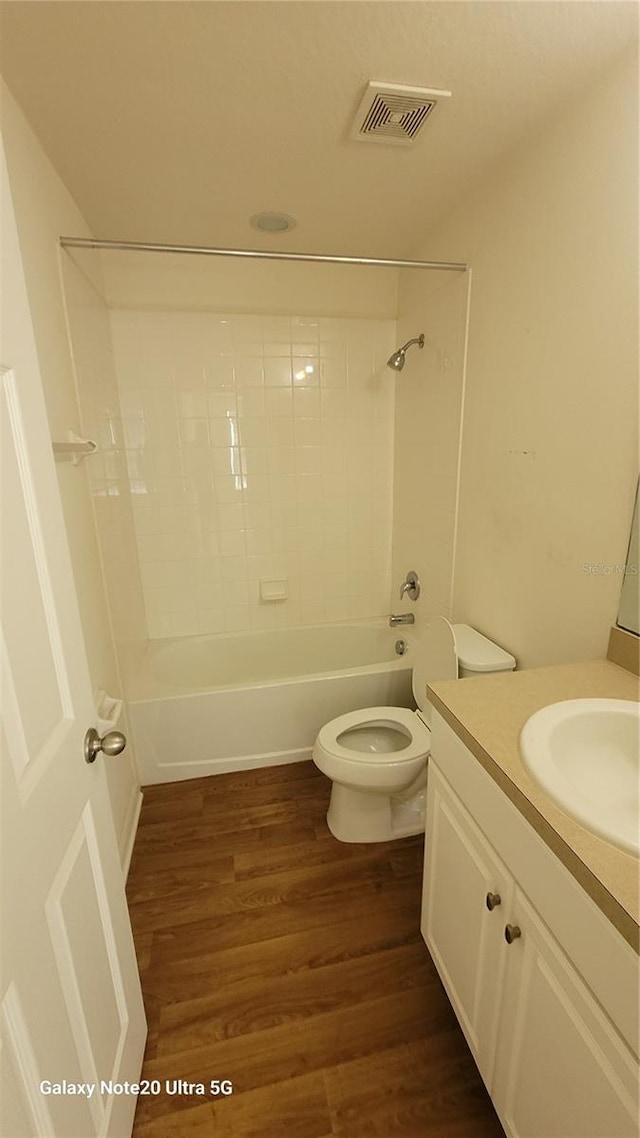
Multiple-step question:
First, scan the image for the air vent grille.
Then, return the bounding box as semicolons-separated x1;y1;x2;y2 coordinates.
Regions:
350;82;451;147
362;93;436;141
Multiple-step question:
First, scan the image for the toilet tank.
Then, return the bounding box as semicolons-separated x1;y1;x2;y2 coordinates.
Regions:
452;624;516;677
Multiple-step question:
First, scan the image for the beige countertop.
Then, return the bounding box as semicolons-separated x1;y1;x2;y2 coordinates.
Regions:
427;660;640;952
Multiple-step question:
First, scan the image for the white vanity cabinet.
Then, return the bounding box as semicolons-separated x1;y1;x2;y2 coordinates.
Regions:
422;713;640;1138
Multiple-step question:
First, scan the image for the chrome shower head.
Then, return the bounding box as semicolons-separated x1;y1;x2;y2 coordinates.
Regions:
386;333;425;372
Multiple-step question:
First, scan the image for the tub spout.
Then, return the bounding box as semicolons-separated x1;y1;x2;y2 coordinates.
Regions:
389;613;415;626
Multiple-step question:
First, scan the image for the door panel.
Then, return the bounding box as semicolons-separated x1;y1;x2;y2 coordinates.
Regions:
422;761;513;1084
1;982;57;1137
1;137;146;1138
1;365;72;788
494;889;639;1138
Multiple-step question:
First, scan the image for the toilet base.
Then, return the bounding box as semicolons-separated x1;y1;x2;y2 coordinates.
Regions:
326;783;426;843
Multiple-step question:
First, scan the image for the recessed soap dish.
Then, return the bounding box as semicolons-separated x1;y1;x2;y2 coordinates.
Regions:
260;579;288;602
96;690;123;734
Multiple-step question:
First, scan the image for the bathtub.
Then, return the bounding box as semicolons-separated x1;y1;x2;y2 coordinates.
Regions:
126;621;413;784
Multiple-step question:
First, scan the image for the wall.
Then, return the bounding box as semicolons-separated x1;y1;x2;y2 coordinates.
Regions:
110;305;397;635
1;83;141;863
413;49;639;668
101;248;398;318
392;268;469;636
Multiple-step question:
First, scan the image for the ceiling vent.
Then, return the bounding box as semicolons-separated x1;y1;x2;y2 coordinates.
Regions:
350;81;451;147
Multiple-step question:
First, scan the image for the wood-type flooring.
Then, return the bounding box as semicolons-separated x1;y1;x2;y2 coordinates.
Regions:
127;760;504;1137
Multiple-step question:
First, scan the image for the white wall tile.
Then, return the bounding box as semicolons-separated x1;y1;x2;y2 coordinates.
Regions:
197;609;226;634
268;447;296;476
209;390;238;417
321;389;347;418
218;555;249;581
177;389;209;418
320;359;347;387
234;358;264;386
219;530;246;557
294;418;322;447
293;358;319;385
264;358;293;386
205;359;235;388
267;418;294;448
265;387;293;417
224;606;252;632
170;610;201;637
239;418;269;448
293;386;320;417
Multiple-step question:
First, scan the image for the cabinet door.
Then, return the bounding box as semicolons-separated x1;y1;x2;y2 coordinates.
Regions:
493;888;639;1138
422;762;514;1086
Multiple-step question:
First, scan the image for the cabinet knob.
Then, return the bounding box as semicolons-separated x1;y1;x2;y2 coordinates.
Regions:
486;892;502;911
505;924;522;945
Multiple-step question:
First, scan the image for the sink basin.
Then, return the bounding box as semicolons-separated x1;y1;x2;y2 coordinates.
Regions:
519;699;640;856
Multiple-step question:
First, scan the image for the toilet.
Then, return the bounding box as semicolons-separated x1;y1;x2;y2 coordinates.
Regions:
313;617;516;843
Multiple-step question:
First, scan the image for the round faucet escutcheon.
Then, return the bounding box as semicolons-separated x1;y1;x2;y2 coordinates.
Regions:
399;571;420;601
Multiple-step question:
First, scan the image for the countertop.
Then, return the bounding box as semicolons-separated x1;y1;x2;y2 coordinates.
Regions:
427;660;640;952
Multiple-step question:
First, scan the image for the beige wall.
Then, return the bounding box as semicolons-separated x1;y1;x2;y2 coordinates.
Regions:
5;34;636;711
101;249;398;319
412;49;638;668
1;83;141;863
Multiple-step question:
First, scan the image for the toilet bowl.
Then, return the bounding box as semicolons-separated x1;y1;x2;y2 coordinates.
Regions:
313;618;516;843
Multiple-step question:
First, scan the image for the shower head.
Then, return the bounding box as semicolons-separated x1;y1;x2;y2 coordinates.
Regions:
386;333;425;372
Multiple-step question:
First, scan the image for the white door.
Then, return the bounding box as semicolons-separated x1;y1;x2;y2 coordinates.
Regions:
492;888;639;1138
0;140;146;1138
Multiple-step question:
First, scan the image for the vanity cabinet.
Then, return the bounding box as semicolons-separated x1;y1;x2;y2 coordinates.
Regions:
422;715;640;1138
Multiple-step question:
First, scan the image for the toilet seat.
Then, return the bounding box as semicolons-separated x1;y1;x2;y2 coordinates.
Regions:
315;706;431;765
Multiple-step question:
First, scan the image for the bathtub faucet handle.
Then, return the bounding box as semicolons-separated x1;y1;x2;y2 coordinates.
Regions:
399;570;420;601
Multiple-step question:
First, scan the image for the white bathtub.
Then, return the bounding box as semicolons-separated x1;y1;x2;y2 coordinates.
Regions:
126;621;413;784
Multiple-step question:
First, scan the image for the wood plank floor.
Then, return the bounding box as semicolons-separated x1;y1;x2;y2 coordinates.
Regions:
127;761;504;1138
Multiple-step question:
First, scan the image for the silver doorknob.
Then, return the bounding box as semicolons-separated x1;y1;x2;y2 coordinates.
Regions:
84;727;127;764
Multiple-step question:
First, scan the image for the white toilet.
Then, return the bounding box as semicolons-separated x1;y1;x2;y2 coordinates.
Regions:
313;617;516;843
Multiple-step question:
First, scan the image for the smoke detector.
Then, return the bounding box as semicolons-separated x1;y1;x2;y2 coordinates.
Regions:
349;81;451;147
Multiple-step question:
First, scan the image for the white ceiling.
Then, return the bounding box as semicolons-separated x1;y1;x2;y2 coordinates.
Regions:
0;1;636;258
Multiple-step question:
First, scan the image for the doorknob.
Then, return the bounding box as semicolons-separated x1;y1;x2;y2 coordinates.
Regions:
84;727;127;764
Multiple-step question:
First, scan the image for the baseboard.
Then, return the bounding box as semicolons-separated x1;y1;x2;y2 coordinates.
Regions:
120;787;144;879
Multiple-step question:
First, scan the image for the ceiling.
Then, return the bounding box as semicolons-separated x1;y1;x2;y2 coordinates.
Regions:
0;1;637;258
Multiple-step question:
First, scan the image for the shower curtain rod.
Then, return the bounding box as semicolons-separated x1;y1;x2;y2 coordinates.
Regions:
59;236;467;272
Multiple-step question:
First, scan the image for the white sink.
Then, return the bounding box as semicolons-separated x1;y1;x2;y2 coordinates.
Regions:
519;699;640;856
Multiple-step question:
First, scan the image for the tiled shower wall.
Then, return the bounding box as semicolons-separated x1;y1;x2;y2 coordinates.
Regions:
60;254;147;651
392;269;468;636
110;311;397;637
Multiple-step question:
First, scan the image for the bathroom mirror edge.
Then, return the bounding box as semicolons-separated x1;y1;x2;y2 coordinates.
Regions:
616;478;639;637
